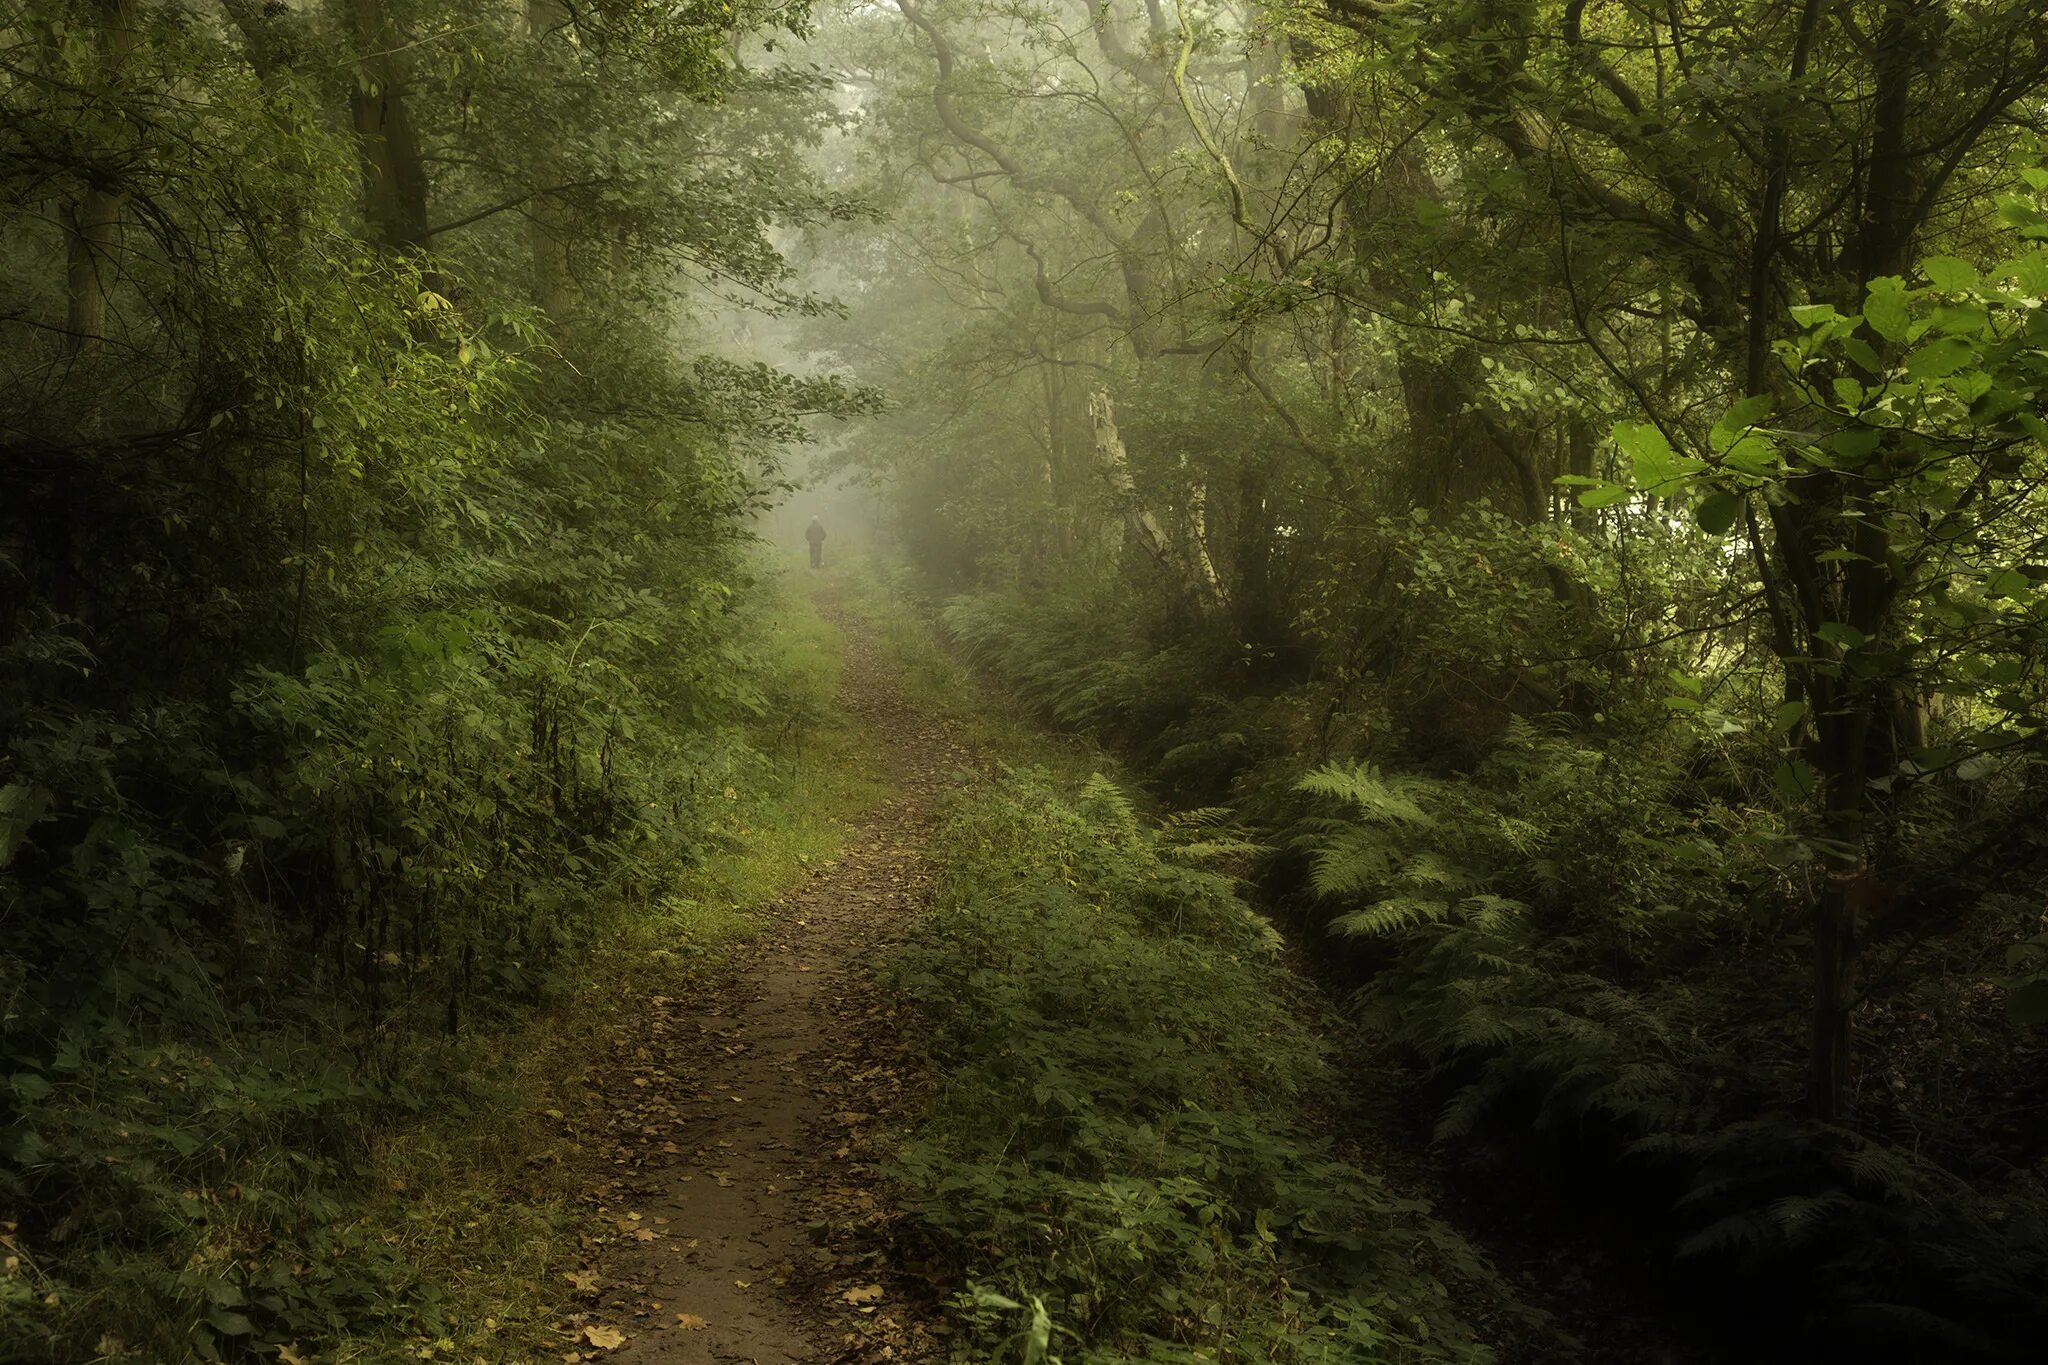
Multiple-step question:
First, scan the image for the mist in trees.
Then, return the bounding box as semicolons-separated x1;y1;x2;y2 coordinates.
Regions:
789;0;2048;1356
3;0;2047;1358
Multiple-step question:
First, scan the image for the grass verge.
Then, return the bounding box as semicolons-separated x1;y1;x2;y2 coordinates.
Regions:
326;562;886;1364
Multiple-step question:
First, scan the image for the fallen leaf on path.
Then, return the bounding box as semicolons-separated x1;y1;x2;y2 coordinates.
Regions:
675;1313;708;1330
565;1269;599;1293
841;1284;884;1305
582;1325;626;1350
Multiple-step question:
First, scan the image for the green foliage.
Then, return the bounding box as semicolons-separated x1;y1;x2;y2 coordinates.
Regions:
808;0;2048;1351
941;592;1200;741
1295;728;2048;1356
0;0;867;1353
883;767;1522;1363
1295;737;1727;1138
937;588;1293;801
1643;1117;2048;1355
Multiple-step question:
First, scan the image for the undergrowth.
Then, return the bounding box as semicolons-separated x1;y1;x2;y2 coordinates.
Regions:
1293;749;2048;1359
0;562;868;1363
910;569;2048;1361
882;765;1522;1363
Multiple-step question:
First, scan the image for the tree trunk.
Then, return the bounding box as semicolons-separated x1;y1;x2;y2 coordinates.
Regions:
348;0;432;251
527;0;575;317
64;0;137;365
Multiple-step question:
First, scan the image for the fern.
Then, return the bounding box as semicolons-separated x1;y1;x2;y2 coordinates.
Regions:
1295;763;1437;828
1077;772;1141;843
1330;896;1459;938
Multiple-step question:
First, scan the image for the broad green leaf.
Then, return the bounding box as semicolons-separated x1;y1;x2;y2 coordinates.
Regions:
1841;336;1882;374
1613;420;1683;488
1721;433;1779;475
208;1311;255;1336
1863;277;1911;342
1773;700;1809;734
1986;569;2032;598
1902;336;1974;380
1998;196;2048;238
1931;304;1989;335
1814;622;1868;649
1920;255;1979;291
1695;490;1741;535
1577;482;1632;509
1710;395;1773;452
1774;760;1819;804
8;1071;54;1102
2007;249;2048;293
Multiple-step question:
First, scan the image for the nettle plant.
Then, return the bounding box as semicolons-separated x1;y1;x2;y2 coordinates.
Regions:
1583;171;2048;1120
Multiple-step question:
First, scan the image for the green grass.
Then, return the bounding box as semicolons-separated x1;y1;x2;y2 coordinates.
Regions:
877;767;1508;1364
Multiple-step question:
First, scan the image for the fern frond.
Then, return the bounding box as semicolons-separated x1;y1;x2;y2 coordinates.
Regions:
1329;896;1456;938
1170;837;1266;863
1401;850;1477;891
1678;1210;1774;1259
1076;773;1139;841
1296;763;1438;828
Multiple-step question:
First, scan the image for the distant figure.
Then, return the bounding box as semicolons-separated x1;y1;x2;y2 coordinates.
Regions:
805;515;827;569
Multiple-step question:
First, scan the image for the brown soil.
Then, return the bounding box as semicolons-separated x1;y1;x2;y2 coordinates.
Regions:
556;600;965;1364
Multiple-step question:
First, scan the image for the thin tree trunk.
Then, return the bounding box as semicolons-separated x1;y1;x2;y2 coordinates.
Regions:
64;0;137;365
527;0;575;317
348;0;432;251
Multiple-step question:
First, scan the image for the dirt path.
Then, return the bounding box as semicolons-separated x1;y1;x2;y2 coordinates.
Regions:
565;600;965;1363
555;590;1704;1365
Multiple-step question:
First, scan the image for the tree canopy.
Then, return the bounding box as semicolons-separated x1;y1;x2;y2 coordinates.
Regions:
4;0;2048;1358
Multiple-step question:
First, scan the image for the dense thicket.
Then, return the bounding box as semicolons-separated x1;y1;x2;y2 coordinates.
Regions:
0;0;865;1355
798;0;2048;1356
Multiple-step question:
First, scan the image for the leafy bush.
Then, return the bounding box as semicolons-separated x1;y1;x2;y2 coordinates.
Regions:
884;767;1522;1363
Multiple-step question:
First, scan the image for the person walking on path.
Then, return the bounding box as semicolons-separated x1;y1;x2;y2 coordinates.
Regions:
805;515;827;569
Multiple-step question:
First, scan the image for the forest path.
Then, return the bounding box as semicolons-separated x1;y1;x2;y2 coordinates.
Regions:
568;586;964;1364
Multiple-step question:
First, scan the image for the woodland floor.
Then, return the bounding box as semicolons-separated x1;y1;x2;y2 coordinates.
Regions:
555;591;962;1363
544;585;1720;1365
